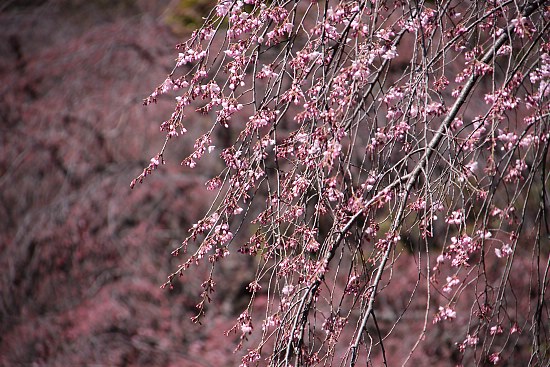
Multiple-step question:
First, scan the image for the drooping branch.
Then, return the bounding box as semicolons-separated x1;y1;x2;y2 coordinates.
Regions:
140;0;550;365
349;1;548;365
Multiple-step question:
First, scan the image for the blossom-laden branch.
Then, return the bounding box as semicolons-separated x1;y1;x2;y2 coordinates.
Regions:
137;0;550;365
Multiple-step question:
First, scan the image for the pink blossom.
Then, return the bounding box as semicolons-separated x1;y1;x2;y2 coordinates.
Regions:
495;244;512;258
443;275;461;293
489;353;500;365
446;210;464;225
433;306;456;323
464;334;479;346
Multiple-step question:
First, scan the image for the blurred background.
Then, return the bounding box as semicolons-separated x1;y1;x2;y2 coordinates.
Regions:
0;1;254;365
